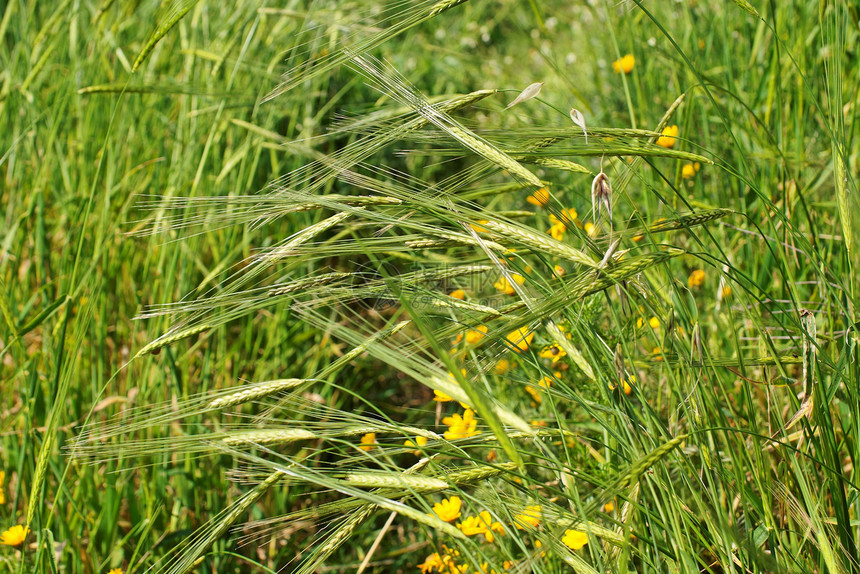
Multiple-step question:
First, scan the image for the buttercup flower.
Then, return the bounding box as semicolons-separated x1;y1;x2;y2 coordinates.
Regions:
562;529;588;550
612;53;635;74
527;187;551;207
433;496;463;522
514;505;542;529
458;511;505;542
524;386;542;405
404;435;428;454
623;375;635;395
449;289;465;300
612;375;636;396
688;269;706;288
493;359;511;374
603;501;616;513
434;389;453;402
547;222;566;241
656;125;679;148
494;274;525;295
0;471;5;505
0;525;28;546
538;345;566;364
359;432;376;452
506;327;534;352
418;552;445;573
610;374;635;396
465;325;489;344
549;208;578;229
443;409;478;440
681;162;701;179
108;569;124;574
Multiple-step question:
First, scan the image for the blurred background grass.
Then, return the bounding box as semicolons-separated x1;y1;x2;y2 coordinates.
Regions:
1;1;858;572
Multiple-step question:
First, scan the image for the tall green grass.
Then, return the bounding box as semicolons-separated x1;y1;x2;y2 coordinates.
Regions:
1;1;858;573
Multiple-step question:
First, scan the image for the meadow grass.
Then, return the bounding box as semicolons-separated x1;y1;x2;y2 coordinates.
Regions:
1;1;858;573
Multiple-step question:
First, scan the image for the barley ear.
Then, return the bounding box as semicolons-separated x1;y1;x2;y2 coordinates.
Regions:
133;0;200;72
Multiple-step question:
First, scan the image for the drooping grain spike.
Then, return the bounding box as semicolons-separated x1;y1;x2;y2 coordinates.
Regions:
206;379;307;410
221;430;317;446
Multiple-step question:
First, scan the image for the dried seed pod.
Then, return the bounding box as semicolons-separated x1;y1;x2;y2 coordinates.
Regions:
591;171;612;224
569;108;587;143
506;81;543;109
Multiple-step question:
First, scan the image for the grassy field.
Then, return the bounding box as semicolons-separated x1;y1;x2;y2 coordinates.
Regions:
1;1;858;573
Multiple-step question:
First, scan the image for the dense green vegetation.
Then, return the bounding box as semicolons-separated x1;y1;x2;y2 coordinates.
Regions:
1;1;858;573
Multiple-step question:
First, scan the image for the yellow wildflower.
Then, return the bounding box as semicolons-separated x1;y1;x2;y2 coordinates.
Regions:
603;501;616;513
681;162;700;179
433;496;463;523
722;285;732;298
584;222;598;237
404;435;428;454
0;525;28;547
442;558;468;574
514;505;542;530
553;265;565;277
449;289;466;300
688;269;706;288
506;327;534;352
538;345;566;364
434;389;454;402
609;375;633;395
359;432;376;452
458;511;505;543
549;208;578;229
108;569;124;574
494;273;525;295
547;222;566;241
648;316;660;329
470;220;489;233
443;409;478;440
525;386;542;405
612;53;635;74
562;529;588;550
656;125;679;148
418;552;445;573
465;325;489;344
0;471;4;505
493;359;511;374
610;374;635;395
527;187;551;207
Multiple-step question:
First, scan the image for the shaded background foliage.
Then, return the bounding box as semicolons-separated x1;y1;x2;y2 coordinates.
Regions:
1;0;859;573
